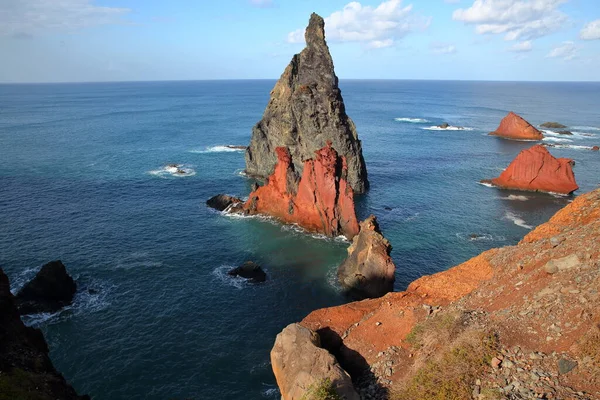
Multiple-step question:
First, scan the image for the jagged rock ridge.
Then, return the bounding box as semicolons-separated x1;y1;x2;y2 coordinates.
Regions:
490;111;544;140
245;13;369;194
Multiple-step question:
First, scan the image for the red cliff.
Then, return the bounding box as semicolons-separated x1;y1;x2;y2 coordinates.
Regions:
490;112;544;140
490;145;578;194
244;143;360;240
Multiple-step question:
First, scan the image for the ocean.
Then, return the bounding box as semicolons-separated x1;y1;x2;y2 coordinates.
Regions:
0;80;599;399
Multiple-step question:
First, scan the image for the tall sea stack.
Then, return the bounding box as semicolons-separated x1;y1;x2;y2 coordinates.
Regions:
245;13;369;194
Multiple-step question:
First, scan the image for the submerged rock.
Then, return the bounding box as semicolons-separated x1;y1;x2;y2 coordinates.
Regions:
0;268;89;399
16;260;77;315
337;215;395;299
541;122;567;129
243;143;359;240
557;130;573;135
490;112;544;141
227;261;266;283
593;146;599;151
245;13;368;194
439;122;449;129
206;194;244;212
487;145;578;194
271;323;359;400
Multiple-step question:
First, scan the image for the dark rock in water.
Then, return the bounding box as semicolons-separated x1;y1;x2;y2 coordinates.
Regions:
557;130;573;135
226;145;247;150
541;122;567;129
228;261;267;283
16;260;77;315
592;146;599;151
0;268;89;399
439;122;449;129
206;194;244;212
337;215;395;299
470;233;482;239
384;206;393;211
245;13;368;194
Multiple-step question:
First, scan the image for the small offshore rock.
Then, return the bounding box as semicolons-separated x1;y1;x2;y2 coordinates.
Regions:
540;122;567;129
227;261;267;283
206;194;244;212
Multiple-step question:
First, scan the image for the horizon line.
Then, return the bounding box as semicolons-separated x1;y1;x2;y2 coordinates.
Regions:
1;78;600;85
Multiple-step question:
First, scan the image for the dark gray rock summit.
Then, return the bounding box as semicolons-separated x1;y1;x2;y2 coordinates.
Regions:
245;13;369;194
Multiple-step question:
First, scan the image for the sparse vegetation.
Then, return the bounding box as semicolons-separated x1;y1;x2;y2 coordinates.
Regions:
579;322;600;365
300;378;343;400
0;368;48;400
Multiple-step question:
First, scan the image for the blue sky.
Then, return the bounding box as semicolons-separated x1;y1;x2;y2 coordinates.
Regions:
1;0;599;82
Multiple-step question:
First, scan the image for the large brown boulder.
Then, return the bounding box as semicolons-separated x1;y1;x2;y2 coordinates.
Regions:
243;143;359;240
337;215;395;299
271;323;359;400
245;13;368;194
490;112;544;140
487;145;578;194
16;260;77;315
0;268;89;400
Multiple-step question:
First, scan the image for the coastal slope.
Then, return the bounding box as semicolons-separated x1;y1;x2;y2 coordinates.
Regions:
274;188;600;399
245;13;369;194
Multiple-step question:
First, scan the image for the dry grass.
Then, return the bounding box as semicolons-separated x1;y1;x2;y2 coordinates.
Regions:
579;322;600;366
300;378;343;400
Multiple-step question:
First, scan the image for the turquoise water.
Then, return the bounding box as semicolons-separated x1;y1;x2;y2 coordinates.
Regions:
0;80;599;399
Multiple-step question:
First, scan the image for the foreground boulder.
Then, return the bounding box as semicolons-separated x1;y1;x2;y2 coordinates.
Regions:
227;261;266;283
485;145;578;194
245;13;368;194
206;194;244;212
337;215;395;299
271;323;359;400
244;143;359;239
0;268;89;399
16;260;77;315
490;112;543;140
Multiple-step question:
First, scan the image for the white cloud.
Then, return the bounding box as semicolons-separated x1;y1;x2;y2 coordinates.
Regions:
580;19;600;40
546;41;577;60
0;0;130;37
453;0;568;41
430;42;457;54
249;0;274;8
287;0;430;48
508;40;532;52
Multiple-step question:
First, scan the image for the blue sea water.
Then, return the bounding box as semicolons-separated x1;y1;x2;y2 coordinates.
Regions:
0;80;599;399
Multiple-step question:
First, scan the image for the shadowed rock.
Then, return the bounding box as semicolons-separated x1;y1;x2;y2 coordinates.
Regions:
245;13;368;194
337;215;395;299
541;122;567;129
1;268;89;399
16;260;76;315
227;261;266;283
206;194;244;212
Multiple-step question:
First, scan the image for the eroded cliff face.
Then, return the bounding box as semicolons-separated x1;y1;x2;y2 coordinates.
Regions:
490;112;544;141
0;269;89;400
245;13;369;194
489;144;579;194
244;143;360;239
273;188;600;399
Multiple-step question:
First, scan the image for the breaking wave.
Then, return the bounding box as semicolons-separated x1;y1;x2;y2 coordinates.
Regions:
149;164;196;178
504;212;533;230
394;117;430;123
190;145;246;154
422;125;474;131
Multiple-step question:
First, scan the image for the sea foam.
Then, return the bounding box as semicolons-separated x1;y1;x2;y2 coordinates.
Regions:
190;145;245;154
149;164;196;178
504;212;533;229
394;117;430;123
422;125;474;131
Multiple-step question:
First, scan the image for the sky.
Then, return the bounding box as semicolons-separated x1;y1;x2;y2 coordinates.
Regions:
1;0;599;82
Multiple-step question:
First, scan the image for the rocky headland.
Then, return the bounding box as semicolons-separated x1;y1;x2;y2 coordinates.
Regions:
0;268;89;400
244;13;368;194
271;188;600;399
485;145;579;195
490;112;544;141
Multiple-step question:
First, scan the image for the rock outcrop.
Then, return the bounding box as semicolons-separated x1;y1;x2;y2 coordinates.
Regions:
490;112;544;140
487;145;578;194
270;323;359;400
0;268;89;400
206;194;244;212
540;122;567;129
273;188;600;399
227;261;267;283
16;260;77;315
337;215;395;299
245;13;368;194
243;143;360;240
